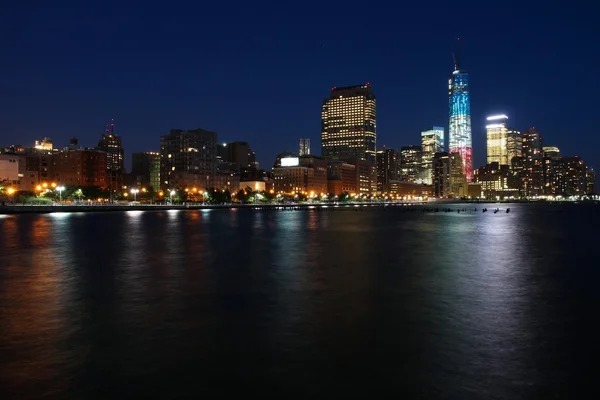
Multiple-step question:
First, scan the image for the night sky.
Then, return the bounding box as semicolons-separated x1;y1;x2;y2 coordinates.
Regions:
2;1;599;171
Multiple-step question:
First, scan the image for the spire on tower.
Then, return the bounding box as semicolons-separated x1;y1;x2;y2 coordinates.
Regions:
452;37;461;71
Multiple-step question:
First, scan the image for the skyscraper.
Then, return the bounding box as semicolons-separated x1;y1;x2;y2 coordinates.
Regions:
522;128;544;196
486;114;522;166
433;152;451;198
561;157;587;196
400;145;422;182
542;146;561;195
376;147;399;191
448;47;473;182
98;120;124;172
421;127;444;184
299;138;311;156
586;168;596;194
97;120;124;194
321;83;376;162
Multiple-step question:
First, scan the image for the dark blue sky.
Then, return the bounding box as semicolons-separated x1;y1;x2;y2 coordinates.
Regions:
2;1;599;170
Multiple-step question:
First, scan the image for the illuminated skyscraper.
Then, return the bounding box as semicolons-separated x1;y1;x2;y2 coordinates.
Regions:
421;127;444;184
522;128;544;196
98;120;124;172
97;120;124;194
486;114;521;166
400;145;422;182
448;46;473;181
299;138;311;156
587;168;596;194
376;147;399;190
321;83;376;162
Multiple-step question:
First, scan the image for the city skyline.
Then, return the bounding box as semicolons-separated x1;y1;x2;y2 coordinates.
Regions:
1;2;599;171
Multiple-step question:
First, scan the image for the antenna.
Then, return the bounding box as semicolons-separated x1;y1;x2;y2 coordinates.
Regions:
454;37;461;71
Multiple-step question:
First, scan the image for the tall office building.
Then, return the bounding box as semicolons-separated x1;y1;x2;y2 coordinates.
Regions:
486;114;521;166
400;145;423;182
421;127;444;185
433;152;451;198
542;146;561;195
586;168;596;194
98;120;124;171
160;128;217;190
376;147;399;191
561;157;587;196
522;128;544;196
321;83;376;162
448;48;473;182
299;138;311;156
97;120;125;194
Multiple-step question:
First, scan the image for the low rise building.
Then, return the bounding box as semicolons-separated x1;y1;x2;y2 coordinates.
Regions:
53;148;108;188
272;155;328;195
385;180;433;198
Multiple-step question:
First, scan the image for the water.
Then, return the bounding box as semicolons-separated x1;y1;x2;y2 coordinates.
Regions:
0;204;599;399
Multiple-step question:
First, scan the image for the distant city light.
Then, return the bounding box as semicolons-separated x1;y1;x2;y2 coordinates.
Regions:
281;157;299;167
486;114;508;121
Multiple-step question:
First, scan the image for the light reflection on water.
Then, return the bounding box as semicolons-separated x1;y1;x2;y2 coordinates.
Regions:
0;204;599;398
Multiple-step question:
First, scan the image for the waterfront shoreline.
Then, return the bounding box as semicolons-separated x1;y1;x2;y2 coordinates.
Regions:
1;199;594;215
0;202;420;214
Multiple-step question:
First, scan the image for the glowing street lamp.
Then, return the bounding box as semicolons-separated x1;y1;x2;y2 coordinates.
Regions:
130;188;139;202
56;186;65;203
5;187;15;204
170;190;175;203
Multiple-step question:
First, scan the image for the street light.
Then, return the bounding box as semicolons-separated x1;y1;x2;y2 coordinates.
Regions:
7;187;15;203
56;186;65;203
170;190;175;204
130;188;139;202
